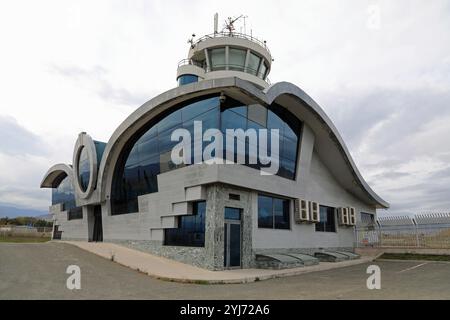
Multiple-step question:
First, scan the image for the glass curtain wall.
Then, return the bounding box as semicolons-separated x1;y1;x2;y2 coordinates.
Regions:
111;95;301;215
52;176;82;220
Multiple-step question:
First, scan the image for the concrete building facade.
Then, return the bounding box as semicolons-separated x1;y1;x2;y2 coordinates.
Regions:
40;20;388;270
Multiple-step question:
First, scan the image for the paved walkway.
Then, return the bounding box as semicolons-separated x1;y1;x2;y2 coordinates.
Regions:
62;241;377;284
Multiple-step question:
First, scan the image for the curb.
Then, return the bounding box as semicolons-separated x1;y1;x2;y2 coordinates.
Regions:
375;258;450;264
60;241;376;284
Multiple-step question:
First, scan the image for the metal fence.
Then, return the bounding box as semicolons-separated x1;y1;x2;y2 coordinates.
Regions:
355;213;450;249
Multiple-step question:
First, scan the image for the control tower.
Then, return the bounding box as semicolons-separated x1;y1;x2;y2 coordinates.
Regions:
176;14;272;89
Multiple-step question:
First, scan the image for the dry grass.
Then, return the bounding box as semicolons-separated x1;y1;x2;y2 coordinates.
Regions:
0;236;51;243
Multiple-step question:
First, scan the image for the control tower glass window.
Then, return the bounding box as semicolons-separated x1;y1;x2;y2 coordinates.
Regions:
210;48;226;71
259;62;267;79
178;74;198;86
229;48;246;71
247;52;261;76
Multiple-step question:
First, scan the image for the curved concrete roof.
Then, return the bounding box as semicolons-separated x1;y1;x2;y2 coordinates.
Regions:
40;163;73;188
95;77;389;208
264;82;389;209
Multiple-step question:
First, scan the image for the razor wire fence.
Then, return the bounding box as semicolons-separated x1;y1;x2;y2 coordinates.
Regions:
355;213;450;249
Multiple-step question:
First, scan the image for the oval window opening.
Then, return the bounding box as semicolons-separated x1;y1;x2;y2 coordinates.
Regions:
78;147;90;192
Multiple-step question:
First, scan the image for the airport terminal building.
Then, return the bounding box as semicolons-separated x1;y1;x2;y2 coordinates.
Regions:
40;19;388;270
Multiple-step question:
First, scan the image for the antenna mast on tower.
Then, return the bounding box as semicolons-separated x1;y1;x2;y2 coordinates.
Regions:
214;13;218;34
223;15;244;35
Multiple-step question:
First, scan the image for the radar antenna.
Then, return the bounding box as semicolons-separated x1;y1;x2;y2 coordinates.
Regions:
187;33;196;49
223;15;244;35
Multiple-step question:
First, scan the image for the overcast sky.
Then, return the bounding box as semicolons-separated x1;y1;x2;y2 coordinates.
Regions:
0;0;449;215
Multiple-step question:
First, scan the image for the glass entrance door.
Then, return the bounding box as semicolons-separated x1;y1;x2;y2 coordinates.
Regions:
224;207;242;268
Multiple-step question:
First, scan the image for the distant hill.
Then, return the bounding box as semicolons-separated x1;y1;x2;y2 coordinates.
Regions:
0;204;47;218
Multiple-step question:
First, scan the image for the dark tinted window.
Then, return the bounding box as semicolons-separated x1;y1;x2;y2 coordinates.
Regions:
68;207;83;220
315;206;336;232
258;194;290;229
164;201;206;247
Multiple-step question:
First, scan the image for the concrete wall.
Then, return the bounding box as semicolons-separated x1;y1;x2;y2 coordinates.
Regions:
252;150;375;251
51;204;89;241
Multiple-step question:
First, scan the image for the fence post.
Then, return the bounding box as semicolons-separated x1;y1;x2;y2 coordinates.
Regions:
378;226;382;247
414;221;420;248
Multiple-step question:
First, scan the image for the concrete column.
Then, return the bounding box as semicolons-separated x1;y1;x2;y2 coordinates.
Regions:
204;49;211;72
296;123;315;197
225;46;229;71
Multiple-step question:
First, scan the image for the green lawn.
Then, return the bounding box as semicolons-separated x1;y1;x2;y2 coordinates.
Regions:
0;236;51;243
378;252;450;262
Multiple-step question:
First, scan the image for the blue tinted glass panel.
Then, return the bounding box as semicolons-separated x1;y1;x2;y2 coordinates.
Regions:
178;74;198;86
281;136;298;161
157;110;182;134
164;201;206;247
229;224;241;266
78;147;90;192
274;198;290;229
94;141;106;164
221;109;247;132
52;176;82;220
258;195;273;228
181;97;218;122
224;207;241;220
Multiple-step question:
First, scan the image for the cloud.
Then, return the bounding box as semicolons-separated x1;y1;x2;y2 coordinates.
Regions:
319;86;450;214
49;64;149;107
0;116;49;156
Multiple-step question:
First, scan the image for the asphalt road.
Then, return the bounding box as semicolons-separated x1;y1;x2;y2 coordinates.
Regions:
1;242;450;299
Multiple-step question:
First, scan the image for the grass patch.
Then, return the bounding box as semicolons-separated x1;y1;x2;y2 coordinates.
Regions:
378;252;450;262
190;280;210;285
0;236;51;243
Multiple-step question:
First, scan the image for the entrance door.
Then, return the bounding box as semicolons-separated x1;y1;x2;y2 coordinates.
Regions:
93;205;103;242
224;207;242;268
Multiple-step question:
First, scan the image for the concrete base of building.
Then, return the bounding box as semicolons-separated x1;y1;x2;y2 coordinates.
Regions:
60;240;376;284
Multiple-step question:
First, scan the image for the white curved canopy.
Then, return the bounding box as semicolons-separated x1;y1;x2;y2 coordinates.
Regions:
40;163;73;188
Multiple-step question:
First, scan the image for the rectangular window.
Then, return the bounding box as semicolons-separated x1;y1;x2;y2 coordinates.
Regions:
247;52;261;76
360;212;376;229
315;205;336;232
224;207;241;220
210;48;226;71
228;48;246;71
67;207;83;220
228;193;240;201
164;201;206;247
258;194;290;229
259;61;268;79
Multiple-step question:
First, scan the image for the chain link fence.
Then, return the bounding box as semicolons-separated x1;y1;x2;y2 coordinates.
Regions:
356;213;450;249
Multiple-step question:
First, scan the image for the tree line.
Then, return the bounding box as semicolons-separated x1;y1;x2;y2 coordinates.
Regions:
0;216;53;228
